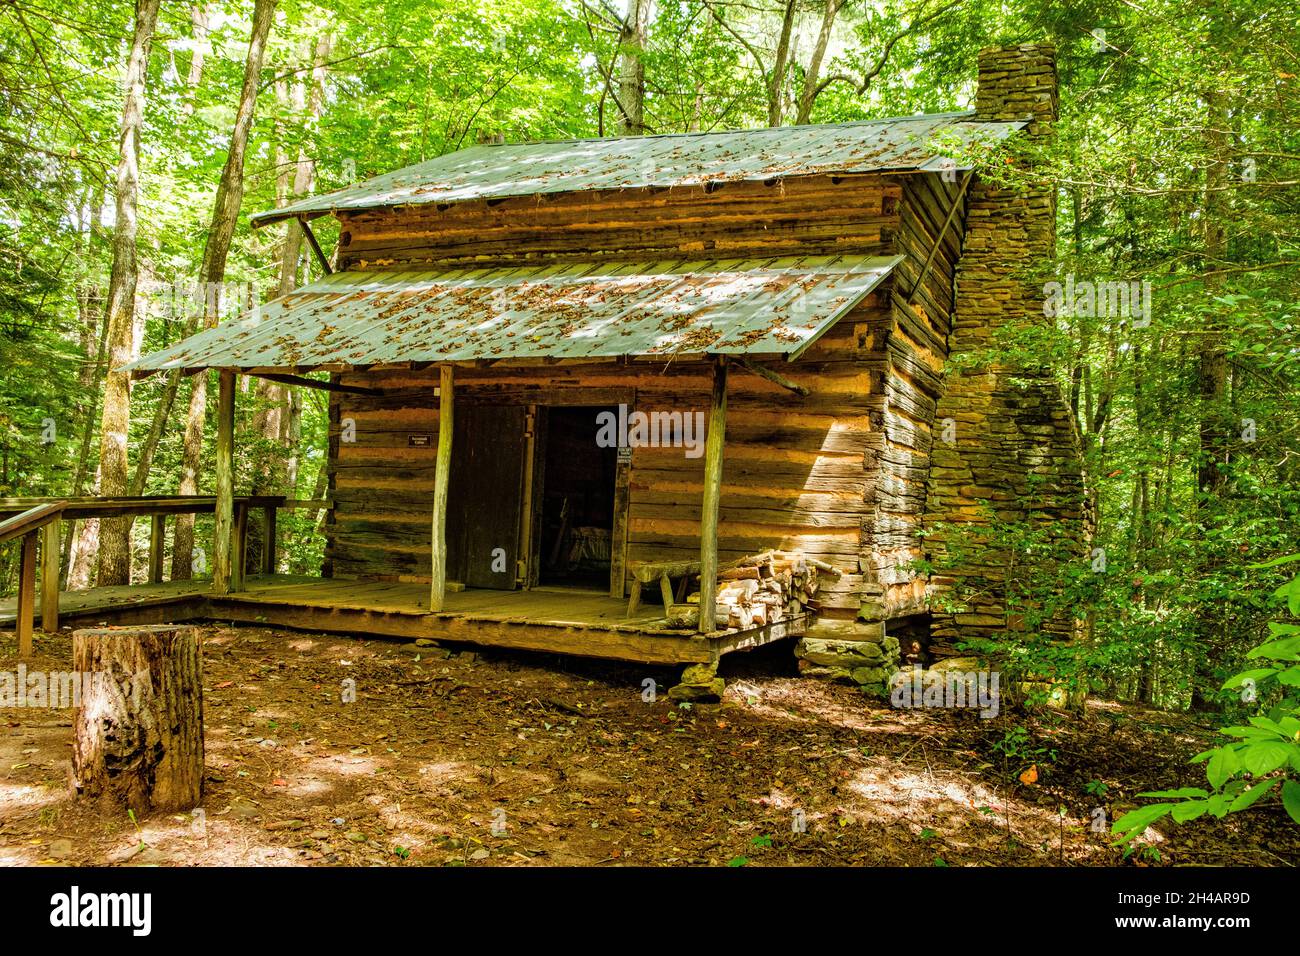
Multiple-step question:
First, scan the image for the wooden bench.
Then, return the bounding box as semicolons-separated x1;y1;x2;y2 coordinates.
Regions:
625;559;700;618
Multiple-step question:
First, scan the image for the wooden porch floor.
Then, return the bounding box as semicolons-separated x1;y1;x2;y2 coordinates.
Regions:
0;574;804;666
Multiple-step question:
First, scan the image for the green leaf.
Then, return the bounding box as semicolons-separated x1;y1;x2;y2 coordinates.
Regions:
1206;747;1240;789
726;856;749;867
1248;636;1300;662
1277;667;1300;688
1247;554;1300;570
1229;780;1278;812
1110;804;1173;841
1221;668;1276;690
1220;726;1275;740
1241;741;1292;777
1137;787;1208;799
1206;792;1235;819
1282;781;1300;824
1171;800;1209;823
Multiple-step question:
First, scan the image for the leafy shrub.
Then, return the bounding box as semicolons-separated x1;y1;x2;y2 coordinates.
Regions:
1112;557;1300;844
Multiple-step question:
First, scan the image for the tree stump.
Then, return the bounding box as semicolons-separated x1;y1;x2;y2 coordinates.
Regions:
72;624;205;812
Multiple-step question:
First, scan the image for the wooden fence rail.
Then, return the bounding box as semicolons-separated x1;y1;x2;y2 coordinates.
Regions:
0;496;331;654
0;502;65;656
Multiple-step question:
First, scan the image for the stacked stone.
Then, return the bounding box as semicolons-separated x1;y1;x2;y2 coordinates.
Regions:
667;661;725;703
795;621;901;696
923;43;1087;657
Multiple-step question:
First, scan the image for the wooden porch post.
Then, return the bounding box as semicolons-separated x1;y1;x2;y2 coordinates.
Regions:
261;505;277;574
15;531;37;657
231;502;248;592
429;364;454;611
212;369;236;595
41;518;59;632
698;355;728;632
148;514;166;583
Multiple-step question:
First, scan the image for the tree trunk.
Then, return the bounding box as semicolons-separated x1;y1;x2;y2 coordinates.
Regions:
1190;90;1231;712
129;8;215;499
72;625;204;812
64;268;110;586
795;0;841;124
171;0;278;578
767;0;798;126
182;3;211;115
95;0;163;586
614;0;649;135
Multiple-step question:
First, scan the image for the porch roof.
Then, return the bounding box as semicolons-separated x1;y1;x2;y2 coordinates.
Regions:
126;254;903;375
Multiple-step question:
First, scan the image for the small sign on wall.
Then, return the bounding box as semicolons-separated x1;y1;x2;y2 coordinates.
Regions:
617;445;633;464
409;434;433;447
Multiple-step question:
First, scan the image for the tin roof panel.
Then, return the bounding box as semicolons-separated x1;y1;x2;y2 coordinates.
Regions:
127;255;903;373
251;112;1022;227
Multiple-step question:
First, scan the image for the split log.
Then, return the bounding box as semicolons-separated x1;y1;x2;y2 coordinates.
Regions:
72;624;205;812
660;548;836;630
667;603;699;628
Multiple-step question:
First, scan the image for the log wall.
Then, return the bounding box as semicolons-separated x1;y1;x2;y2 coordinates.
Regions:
327;290;891;617
333;174;901;269
860;174;966;623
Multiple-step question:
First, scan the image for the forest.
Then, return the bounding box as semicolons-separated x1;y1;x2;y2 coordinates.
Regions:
0;0;1297;878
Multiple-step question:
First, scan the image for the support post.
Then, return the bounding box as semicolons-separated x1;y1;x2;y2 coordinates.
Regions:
212;369;236;595
698;356;728;632
148;514;165;583
429;364;454;612
15;531;36;656
299;217;333;275
262;505;277;574
41;519;59;632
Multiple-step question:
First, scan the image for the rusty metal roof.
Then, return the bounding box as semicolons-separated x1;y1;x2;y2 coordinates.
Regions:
126;255;903;374
251;112;1022;228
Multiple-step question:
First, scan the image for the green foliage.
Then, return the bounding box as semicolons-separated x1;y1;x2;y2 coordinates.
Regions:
1112;565;1300;844
992;724;1058;770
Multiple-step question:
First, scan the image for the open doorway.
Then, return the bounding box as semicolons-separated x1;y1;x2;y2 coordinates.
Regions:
536;406;618;589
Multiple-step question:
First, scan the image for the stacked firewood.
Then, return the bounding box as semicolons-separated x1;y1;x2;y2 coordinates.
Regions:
667;550;839;630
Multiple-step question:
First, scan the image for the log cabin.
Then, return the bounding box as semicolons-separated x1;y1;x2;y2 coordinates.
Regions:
4;44;1085;699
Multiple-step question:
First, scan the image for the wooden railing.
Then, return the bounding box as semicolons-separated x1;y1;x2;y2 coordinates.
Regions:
0;495;329;655
0;502;64;656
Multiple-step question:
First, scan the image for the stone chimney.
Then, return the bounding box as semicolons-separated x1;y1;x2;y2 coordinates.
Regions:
973;43;1059;135
921;42;1086;663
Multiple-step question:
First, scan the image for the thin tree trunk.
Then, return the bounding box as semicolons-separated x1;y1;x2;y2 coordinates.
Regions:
182;3;211;115
63;190;108;584
171;0;278;579
1190;90;1231;712
129;7;215;498
95;0;163;586
795;0;841;124
615;0;649;135
767;0;798;126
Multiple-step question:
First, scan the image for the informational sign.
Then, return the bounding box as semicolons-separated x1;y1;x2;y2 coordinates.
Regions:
408;434;433;447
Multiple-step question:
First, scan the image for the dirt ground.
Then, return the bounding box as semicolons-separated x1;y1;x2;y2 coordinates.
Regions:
1;624;1296;867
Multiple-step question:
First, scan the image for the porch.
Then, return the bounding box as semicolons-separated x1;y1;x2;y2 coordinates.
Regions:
0;572;805;666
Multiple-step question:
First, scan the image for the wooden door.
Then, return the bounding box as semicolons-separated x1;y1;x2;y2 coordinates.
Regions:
446;404;528;589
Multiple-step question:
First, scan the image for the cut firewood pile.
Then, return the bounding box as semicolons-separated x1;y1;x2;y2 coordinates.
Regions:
659;550;842;631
